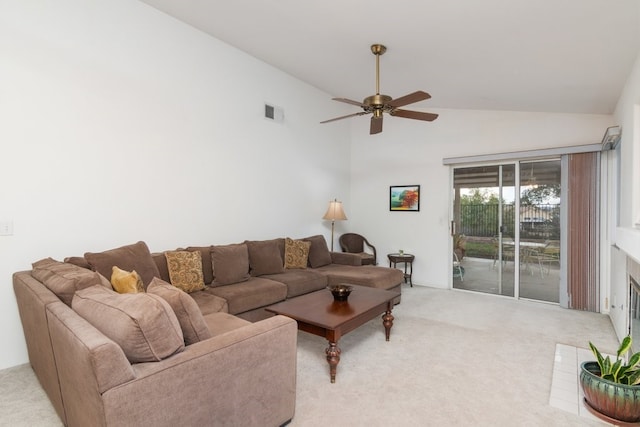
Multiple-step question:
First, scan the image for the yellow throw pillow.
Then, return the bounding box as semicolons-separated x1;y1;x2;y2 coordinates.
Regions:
110;266;144;294
165;251;206;293
284;237;311;269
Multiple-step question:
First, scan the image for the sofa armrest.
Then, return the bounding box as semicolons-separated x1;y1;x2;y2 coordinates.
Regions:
102;315;298;427
330;251;362;266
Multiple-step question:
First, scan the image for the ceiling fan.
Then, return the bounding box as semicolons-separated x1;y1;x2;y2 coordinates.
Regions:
321;44;438;135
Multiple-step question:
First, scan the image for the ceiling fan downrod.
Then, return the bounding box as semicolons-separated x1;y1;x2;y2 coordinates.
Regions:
371;44;386;95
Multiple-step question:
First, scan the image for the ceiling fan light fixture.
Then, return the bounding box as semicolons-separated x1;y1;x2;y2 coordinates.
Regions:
320;44;438;135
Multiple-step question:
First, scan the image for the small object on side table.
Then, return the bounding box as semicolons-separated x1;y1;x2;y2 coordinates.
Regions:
328;284;353;301
387;253;415;287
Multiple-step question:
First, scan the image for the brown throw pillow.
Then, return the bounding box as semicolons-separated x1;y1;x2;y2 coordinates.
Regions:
63;256;92;269
31;258;111;306
72;285;184;363
147;277;211;345
84;241;160;287
302;235;333;268
245;239;285;276
164;251;206;293
210;243;250;286
110;266;144;294
284;238;311;269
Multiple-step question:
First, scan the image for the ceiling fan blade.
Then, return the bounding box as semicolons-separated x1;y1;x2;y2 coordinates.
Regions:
320;111;367;124
332;97;366;108
387;91;431;108
390;109;439;122
370;116;383;134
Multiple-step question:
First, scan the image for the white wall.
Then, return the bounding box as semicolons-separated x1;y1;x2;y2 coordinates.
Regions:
614;50;640;229
349;109;614;288
610;49;640;339
0;0;351;369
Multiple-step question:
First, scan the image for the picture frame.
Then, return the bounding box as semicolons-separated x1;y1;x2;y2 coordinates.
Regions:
390;185;420;211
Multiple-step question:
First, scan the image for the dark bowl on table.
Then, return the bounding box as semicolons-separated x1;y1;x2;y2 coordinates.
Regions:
328;284;353;301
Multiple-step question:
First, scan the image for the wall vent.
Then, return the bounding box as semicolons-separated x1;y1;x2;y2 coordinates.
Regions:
264;103;284;123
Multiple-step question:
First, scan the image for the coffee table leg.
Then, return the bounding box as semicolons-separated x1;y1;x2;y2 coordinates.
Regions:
382;309;394;341
325;342;341;383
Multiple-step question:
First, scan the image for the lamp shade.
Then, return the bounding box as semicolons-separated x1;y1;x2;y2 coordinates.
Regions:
322;199;347;221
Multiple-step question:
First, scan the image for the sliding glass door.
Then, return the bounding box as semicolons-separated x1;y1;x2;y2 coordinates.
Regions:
452;160;561;303
518;160;561;303
452;164;515;297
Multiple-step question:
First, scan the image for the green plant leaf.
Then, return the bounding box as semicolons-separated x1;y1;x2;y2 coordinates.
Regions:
628;352;640;369
589;341;606;374
611;359;623;382
618;335;632;358
628;369;640;386
603;356;612;376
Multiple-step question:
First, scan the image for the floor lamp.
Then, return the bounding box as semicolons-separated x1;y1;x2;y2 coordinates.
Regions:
322;198;347;251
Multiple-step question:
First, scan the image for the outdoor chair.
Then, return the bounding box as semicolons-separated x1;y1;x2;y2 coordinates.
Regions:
339;233;377;265
453;251;465;281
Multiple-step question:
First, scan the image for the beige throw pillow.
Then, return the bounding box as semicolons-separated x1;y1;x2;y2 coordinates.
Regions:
165;251;205;293
110;266;144;294
284;238;311;269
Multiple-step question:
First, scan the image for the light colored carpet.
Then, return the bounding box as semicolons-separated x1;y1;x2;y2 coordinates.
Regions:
0;285;618;426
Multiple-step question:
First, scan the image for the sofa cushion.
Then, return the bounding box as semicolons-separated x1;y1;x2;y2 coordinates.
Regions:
202;312;251;337
110;266;144;294
315;264;404;290
72;285;184;363
262;269;327;298
246;239;285;276
190;289;229;316
85;241;160;287
147;278;212;345
184;246;214;285
151;252;171;282
31;258;111;306
164;251;206;293
207;277;287;315
284;238;311;269
302;235;333;268
211;243;250;286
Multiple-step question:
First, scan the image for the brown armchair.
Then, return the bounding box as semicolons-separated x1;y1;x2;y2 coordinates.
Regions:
339;233;377;265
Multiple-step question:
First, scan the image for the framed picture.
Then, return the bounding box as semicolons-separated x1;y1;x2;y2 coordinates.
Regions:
390;185;420;211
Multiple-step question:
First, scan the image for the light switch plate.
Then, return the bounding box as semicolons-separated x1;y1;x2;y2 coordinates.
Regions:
0;220;14;236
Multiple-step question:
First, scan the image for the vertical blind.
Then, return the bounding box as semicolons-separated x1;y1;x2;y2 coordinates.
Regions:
567;151;600;311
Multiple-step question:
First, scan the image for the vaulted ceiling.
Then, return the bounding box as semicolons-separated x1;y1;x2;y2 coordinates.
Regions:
140;0;639;115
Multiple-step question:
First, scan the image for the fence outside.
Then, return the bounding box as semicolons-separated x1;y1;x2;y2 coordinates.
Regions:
460;204;560;240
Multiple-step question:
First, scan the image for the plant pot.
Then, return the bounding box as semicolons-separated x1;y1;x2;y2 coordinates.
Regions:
579;361;640;423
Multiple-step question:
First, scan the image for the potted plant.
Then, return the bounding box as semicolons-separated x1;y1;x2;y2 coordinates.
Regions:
453;233;466;260
579;335;640;423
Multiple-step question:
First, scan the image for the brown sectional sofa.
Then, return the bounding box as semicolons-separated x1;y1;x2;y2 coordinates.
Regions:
13;235;403;427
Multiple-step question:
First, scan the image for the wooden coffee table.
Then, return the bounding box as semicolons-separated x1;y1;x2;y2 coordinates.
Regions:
265;285;400;383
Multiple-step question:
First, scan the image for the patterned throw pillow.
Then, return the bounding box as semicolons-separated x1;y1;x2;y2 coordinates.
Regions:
110;266;144;294
284;238;311;269
165;251;206;293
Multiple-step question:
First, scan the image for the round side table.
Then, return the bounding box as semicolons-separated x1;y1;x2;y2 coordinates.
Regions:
387;253;415;287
